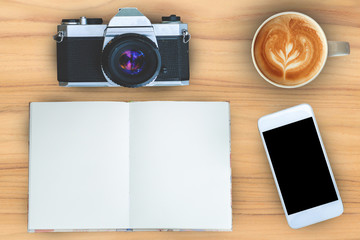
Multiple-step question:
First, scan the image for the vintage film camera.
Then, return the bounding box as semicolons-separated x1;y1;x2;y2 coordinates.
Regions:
54;8;190;88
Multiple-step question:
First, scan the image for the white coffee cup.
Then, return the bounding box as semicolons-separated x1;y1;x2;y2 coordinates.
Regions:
251;12;350;88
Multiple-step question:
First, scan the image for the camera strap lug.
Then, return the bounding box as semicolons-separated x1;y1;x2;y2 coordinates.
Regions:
53;31;64;43
182;29;191;43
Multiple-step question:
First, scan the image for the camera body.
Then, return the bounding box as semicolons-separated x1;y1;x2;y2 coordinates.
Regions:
54;8;190;87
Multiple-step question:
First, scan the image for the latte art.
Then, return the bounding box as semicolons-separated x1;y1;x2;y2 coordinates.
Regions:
254;14;327;86
270;42;301;72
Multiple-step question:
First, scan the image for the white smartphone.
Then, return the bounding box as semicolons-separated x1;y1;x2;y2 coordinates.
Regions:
258;104;343;229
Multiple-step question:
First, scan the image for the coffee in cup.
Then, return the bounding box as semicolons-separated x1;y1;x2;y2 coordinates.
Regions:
251;12;350;88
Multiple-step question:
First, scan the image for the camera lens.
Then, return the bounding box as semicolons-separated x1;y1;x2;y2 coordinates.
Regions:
118;50;145;75
101;34;161;88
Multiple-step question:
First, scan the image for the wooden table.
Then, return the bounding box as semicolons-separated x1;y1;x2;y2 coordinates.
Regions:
0;0;359;239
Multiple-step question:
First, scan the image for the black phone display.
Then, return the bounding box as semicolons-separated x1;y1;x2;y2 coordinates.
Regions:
262;117;338;215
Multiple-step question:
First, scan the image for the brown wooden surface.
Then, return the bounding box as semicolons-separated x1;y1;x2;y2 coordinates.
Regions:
0;0;359;239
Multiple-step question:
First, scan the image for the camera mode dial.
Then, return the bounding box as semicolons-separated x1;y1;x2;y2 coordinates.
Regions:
61;17;103;25
162;15;181;22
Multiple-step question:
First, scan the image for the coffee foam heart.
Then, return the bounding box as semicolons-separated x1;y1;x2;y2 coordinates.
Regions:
254;14;327;86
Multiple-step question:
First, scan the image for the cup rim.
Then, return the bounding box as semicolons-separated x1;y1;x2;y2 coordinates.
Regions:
251;11;328;89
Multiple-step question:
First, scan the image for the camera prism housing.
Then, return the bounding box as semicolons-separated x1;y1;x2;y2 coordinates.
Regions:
54;8;190;88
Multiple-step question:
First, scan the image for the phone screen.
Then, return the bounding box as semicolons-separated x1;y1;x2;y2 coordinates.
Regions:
262;117;338;215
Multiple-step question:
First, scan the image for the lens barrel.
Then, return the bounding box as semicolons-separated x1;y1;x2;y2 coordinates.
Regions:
101;34;161;88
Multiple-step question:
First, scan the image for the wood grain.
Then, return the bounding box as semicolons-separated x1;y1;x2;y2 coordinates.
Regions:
0;0;359;239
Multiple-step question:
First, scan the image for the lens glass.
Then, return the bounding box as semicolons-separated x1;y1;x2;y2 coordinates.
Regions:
118;50;145;75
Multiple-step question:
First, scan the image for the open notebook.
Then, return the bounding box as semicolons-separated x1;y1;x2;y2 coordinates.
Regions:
28;101;232;232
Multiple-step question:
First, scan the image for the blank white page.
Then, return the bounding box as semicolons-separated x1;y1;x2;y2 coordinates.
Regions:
129;102;231;230
28;102;130;230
